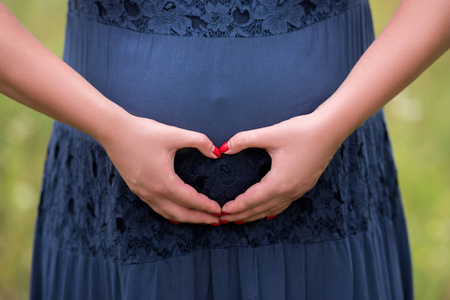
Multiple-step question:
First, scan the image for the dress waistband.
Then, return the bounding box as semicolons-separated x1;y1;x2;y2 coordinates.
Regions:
69;0;363;38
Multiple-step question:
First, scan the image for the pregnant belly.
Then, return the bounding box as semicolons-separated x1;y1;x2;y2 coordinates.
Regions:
63;16;356;205
64;15;354;146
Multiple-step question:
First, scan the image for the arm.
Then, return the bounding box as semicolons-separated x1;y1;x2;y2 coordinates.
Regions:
0;2;123;142
316;0;450;139
0;2;222;223
218;0;450;222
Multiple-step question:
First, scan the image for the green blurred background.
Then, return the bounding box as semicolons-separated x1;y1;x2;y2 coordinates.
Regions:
0;0;449;299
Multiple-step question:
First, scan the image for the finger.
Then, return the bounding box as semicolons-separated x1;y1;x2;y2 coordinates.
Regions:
148;196;220;224
221;201;291;223
222;127;276;155
221;196;282;222
241;202;291;223
221;172;278;215
167;172;222;214
176;129;219;159
221;194;290;222
264;202;292;221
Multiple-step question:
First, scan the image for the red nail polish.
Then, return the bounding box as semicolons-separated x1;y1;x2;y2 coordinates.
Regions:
234;221;246;225
211;223;221;226
169;220;179;225
212;146;222;158
212;212;222;217
219;141;230;153
219;220;229;224
266;215;275;221
222;211;230;215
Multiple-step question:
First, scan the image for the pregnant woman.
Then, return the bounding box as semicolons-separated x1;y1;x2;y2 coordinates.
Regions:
0;0;449;299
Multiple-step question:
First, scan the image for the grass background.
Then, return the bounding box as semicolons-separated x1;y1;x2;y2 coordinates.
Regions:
0;0;449;299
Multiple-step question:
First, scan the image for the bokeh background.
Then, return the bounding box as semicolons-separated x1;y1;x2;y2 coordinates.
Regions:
0;0;449;299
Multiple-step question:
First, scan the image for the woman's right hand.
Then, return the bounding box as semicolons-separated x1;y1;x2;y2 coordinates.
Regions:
0;3;222;225
98;114;223;225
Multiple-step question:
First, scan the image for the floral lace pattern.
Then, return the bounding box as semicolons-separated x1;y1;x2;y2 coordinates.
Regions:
68;0;361;37
35;110;402;265
175;147;271;206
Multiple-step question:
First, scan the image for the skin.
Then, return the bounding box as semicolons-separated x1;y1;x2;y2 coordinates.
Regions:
0;2;222;224
0;1;449;225
219;0;450;223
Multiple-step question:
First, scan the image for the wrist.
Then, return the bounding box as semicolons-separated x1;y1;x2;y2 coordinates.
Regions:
84;99;134;147
310;95;364;144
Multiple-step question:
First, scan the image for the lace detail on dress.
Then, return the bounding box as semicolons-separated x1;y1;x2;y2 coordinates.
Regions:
175;148;271;206
68;0;361;37
36;110;401;265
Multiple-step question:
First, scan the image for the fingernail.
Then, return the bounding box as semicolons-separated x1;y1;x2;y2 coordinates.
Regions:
169;220;179;225
266;215;275;221
212;212;223;217
212;145;222;158
219;219;229;224
210;223;221;226
219;141;230;153
222;211;230;215
234;221;246;225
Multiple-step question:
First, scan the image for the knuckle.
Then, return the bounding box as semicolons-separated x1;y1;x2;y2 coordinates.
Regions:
243;200;258;211
233;132;247;148
248;206;263;217
275;181;296;196
187;190;201;205
194;133;210;147
151;182;169;196
138;188;151;200
172;211;188;223
172;209;193;223
179;192;198;209
132;185;150;199
176;185;196;202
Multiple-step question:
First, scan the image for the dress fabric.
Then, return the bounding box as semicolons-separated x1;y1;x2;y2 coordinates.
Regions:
30;0;414;299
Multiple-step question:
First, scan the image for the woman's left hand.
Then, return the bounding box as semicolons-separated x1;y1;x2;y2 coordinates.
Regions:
219;110;347;223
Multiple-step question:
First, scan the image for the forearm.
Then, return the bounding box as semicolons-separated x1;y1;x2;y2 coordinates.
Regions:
0;3;129;144
315;0;450;140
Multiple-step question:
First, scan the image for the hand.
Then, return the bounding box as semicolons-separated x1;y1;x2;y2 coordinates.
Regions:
219;111;346;223
99;114;223;225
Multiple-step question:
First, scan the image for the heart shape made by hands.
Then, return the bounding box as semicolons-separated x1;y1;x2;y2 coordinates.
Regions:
174;148;272;207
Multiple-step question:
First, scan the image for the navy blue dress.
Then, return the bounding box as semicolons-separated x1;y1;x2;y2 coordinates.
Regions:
30;0;413;299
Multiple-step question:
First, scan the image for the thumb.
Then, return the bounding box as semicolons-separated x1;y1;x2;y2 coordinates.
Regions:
179;130;220;159
220;127;274;155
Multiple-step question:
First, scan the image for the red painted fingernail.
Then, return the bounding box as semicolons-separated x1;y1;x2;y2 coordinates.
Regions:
219;141;230;153
212;212;223;217
210;223;221;226
169;220;179;225
222;211;230;215
266;215;275;221
219;219;229;224
234;221;246;225
212;146;222;158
